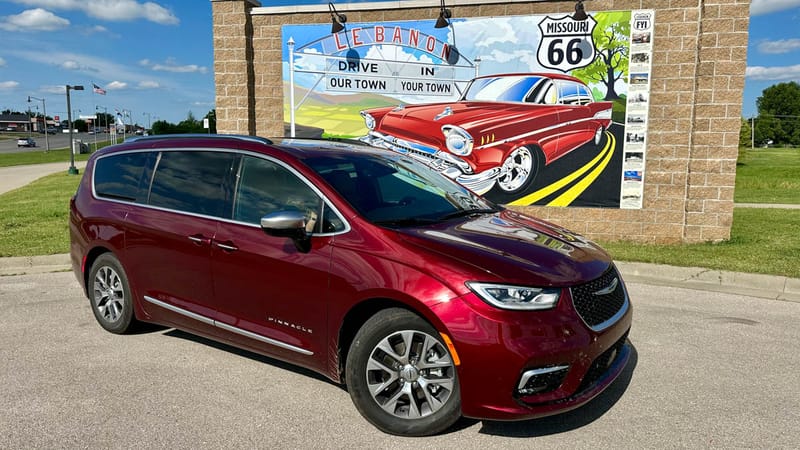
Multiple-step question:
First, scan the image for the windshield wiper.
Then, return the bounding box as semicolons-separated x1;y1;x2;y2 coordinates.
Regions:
437;208;498;221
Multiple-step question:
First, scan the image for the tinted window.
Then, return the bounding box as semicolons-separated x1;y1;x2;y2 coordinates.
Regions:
94;151;155;202
307;152;495;225
149;151;236;217
234;156;342;232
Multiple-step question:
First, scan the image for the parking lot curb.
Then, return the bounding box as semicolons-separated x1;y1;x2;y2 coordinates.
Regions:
0;254;71;276
1;254;798;303
616;261;800;303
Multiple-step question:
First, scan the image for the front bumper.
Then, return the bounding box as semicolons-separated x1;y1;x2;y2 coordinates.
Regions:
362;132;500;194
432;272;633;421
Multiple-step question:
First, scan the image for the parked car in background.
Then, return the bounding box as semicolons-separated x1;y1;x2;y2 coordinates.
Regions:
361;73;613;197
17;137;36;147
70;135;632;436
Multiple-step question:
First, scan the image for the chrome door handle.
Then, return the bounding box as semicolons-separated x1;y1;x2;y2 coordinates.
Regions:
215;241;238;252
188;234;212;245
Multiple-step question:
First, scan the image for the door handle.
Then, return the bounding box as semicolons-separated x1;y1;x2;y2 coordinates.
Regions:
188;234;212;246
215;241;238;252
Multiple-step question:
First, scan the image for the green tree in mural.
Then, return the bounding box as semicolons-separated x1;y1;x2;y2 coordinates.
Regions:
571;12;630;100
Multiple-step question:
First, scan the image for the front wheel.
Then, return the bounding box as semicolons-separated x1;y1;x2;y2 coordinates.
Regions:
87;253;137;334
346;308;461;436
594;125;605;147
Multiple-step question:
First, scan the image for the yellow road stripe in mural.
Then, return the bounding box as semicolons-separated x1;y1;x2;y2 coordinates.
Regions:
547;132;616;206
508;131;614;206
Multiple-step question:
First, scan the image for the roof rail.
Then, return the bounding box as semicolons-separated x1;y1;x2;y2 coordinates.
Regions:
125;134;273;145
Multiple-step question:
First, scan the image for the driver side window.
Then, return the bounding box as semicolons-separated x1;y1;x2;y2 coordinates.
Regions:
234;156;321;226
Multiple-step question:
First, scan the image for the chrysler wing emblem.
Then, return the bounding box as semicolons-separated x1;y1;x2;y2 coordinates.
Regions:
593;278;619;296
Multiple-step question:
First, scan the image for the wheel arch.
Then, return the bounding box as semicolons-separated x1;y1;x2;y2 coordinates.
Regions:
336;297;444;385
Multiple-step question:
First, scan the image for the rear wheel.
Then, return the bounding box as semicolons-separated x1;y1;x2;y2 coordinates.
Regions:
346;308;461;436
87;253;137;334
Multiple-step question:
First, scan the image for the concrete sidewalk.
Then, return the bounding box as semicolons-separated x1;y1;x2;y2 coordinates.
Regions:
1;253;798;303
0;161;87;195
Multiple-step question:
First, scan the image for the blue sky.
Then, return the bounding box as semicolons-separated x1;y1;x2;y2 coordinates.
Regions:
0;0;797;126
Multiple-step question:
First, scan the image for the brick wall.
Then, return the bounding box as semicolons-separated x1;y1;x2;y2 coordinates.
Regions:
210;0;751;244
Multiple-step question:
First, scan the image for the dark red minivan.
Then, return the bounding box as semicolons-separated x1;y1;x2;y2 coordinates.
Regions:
70;135;632;436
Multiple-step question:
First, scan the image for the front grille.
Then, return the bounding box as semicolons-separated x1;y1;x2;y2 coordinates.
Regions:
570;265;628;331
576;331;629;394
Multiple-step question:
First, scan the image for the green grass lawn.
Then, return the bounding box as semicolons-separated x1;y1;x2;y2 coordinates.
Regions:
600;208;800;278
735;147;800;203
0;172;81;257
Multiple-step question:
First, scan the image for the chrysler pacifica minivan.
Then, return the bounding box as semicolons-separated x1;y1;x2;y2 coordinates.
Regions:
70;135;632;436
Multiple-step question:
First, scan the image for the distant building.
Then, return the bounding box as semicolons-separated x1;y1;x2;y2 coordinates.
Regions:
0;113;31;132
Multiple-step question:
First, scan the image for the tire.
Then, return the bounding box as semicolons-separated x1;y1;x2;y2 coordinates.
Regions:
346;308;461;436
87;253;137;334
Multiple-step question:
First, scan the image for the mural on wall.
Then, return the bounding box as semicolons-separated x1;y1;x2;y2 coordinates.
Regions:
281;9;654;208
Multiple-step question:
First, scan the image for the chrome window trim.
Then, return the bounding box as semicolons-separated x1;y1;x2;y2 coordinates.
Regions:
143;295;313;356
91;147;352;237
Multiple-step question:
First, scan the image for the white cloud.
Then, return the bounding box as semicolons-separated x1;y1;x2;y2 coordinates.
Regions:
60;59;99;72
107;80;128;90
9;0;178;25
0;57;6;67
0;81;20;89
745;65;800;81
140;58;208;74
750;0;800;16
138;80;160;89
41;85;66;94
757;38;800;54
0;8;69;32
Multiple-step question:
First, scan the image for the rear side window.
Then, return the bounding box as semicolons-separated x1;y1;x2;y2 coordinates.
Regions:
149;151;237;217
94;152;155;202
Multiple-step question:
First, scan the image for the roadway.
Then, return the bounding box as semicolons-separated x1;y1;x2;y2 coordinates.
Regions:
0;272;797;448
0;132;114;154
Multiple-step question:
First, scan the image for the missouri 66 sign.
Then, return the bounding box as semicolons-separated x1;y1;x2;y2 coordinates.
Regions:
537;15;597;72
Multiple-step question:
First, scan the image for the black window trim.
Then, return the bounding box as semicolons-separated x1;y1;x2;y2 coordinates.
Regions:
91;147;351;237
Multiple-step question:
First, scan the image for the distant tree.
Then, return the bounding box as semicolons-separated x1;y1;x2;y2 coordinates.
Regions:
570;11;630;100
739;118;752;148
177;111;204;133
74;119;87;132
755;81;800;146
151;119;176;135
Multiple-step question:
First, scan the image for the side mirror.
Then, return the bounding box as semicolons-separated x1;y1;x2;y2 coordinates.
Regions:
260;210;311;252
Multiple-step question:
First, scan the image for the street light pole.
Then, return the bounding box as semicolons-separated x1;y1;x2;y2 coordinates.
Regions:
66;84;84;175
28;95;49;152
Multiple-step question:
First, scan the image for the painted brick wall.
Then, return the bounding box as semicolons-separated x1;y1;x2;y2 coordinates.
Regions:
211;0;751;244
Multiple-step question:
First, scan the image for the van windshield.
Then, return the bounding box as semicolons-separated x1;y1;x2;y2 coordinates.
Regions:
304;151;499;227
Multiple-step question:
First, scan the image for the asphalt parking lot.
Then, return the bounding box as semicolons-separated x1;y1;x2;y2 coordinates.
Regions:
1;272;799;448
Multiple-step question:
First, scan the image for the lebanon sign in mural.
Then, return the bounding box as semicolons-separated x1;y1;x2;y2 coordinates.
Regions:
282;9;654;209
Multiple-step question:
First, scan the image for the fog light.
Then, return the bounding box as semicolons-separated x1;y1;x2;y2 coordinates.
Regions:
516;365;569;396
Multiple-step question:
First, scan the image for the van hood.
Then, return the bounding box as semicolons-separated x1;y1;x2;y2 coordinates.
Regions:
396;209;612;287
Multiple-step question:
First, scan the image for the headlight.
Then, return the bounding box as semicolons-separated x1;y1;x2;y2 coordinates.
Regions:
442;125;473;156
361;112;376;130
467;282;560;310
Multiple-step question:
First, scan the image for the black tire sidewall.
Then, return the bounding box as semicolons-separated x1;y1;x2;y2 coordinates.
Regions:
346;308;461;436
87;253;135;334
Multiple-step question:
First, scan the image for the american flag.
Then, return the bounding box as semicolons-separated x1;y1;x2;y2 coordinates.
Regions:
92;83;106;95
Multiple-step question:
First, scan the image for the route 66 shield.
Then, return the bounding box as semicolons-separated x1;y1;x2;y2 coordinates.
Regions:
537;15;597;72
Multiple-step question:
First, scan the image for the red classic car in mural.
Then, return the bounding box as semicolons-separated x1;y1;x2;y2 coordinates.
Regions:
361;73;613;197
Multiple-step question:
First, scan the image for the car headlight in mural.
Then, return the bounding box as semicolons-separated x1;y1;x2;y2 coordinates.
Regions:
361;72;613;198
